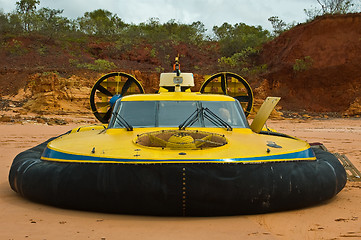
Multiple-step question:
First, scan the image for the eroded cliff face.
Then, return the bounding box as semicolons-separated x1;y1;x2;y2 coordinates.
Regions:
2;14;361;119
14;71;205;116
259;13;361;114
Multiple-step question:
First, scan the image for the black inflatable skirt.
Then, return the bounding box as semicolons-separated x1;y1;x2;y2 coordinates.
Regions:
8;136;347;216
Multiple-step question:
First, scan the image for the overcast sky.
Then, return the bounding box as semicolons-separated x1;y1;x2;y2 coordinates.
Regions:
0;0;317;31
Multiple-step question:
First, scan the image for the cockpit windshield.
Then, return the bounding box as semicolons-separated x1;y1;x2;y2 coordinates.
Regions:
108;100;248;129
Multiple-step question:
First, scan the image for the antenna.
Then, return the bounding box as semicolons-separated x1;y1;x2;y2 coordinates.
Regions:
173;54;181;76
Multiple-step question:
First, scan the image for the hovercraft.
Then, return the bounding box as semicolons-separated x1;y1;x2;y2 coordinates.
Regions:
9;60;347;216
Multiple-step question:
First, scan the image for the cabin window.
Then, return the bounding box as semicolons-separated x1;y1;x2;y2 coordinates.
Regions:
158;101;200;127
108;100;248;129
202;101;246;127
111;101;156;128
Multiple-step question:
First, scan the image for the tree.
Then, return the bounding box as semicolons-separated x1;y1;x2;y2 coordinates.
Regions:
0;11;10;34
305;0;359;20
213;22;270;75
316;0;355;14
16;0;40;14
77;9;126;36
33;8;72;36
213;22;270;57
268;16;297;37
16;0;40;31
162;19;206;44
268;16;287;36
122;18;206;45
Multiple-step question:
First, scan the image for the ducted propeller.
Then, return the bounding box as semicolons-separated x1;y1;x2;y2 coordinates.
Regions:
90;72;144;123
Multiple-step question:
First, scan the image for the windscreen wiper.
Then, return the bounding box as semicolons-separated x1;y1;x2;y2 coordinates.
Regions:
178;108;202;130
178;107;232;131
114;113;133;131
203;107;232;131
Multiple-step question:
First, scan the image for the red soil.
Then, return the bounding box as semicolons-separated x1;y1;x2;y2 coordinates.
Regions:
259;13;361;113
1;14;361;116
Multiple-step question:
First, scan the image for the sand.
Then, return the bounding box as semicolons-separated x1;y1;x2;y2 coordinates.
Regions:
1;118;360;240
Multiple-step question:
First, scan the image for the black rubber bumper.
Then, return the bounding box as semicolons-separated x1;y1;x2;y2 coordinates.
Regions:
9;137;347;216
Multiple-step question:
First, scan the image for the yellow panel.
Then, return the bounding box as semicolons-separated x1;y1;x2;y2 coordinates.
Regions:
114;76;123;93
204;83;223;94
250;97;281;133
203;79;223;94
227;77;247;96
97;106;109;113
96;92;110;98
96;101;109;106
121;92;236;102
128;85;139;94
101;81;125;88
46;126;313;163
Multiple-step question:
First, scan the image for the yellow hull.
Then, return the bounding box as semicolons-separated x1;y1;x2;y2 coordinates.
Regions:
42;125;315;164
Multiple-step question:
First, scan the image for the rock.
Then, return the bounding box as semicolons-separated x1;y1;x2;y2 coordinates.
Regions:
343;97;361;116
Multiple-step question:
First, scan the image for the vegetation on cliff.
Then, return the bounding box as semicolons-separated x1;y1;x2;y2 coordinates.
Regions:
0;0;361;117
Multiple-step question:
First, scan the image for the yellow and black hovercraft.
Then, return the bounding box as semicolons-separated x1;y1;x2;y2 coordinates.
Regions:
9;61;346;216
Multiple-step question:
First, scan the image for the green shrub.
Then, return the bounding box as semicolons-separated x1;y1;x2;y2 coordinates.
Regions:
37;44;47;56
69;59;116;71
3;39;28;55
155;66;164;73
149;48;157;58
217;47;259;69
88;59;116;71
218;56;237;68
293;56;313;72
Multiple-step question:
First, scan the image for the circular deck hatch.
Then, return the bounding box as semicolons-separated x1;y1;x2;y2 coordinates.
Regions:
135;130;227;150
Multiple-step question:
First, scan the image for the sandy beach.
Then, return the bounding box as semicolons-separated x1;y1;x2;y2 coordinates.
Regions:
1;118;360;240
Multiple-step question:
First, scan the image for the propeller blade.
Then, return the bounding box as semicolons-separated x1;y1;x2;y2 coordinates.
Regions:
97;85;113;97
121;78;133;96
220;74;227;94
234;95;250;103
103;107;112;122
